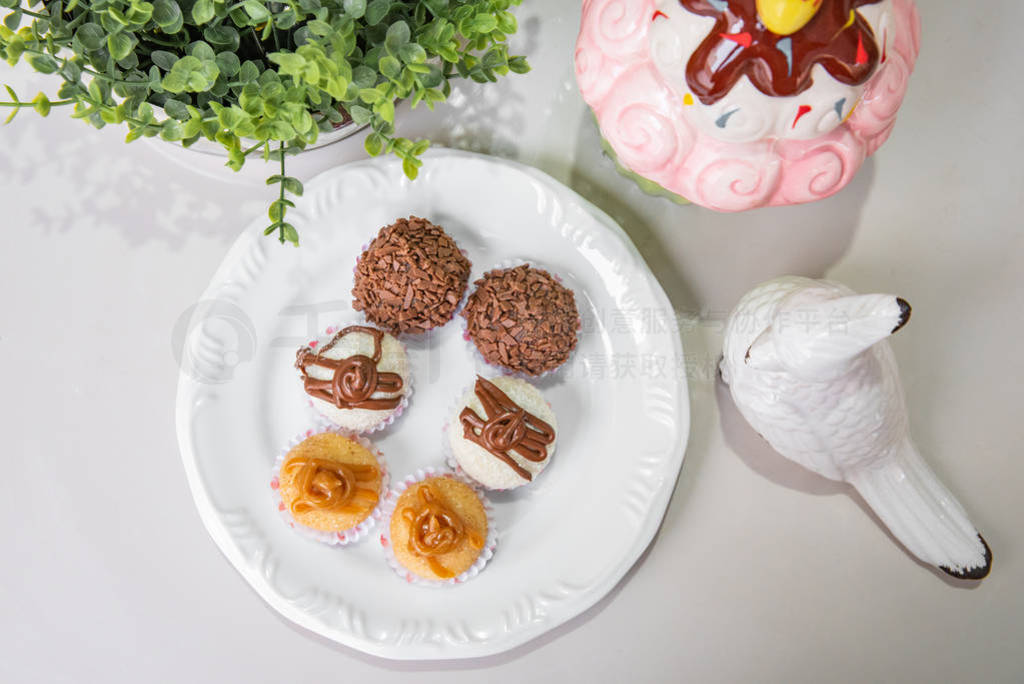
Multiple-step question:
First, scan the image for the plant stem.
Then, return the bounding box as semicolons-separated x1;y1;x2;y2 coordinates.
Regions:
0;99;73;107
276;140;286;243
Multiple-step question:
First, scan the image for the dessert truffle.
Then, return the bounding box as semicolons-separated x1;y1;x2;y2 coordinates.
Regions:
462;264;579;376
389;476;488;581
295;325;410;433
353;216;471;334
276;432;384;535
450;376;557;490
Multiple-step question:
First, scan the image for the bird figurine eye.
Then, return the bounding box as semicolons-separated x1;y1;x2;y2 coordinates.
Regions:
756;0;823;35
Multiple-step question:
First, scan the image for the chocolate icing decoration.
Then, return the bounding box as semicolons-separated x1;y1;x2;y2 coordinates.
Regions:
400;484;484;579
282;456;380;515
679;0;881;105
459;376;556;482
295;326;404;410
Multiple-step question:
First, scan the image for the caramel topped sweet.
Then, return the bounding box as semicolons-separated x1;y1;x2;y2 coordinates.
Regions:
282;456;380;515
277;432;384;532
459;376;555;481
296;326;404;410
391;478;488;581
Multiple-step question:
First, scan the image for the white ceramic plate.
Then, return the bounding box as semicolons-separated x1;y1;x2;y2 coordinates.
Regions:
175;149;689;660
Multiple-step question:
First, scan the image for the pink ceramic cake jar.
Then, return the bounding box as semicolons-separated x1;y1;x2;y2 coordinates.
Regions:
575;0;921;211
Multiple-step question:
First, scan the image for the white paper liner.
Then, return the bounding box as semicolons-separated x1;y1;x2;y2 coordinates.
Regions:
301;320;414;435
378;467;498;587
270;426;391;547
460;258;582;380
441;378;557;492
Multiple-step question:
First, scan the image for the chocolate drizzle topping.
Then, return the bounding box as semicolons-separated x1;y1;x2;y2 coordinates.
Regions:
295;326;404;411
679;0;881;105
459;376;556;482
282;456;380;515
400;484;484;579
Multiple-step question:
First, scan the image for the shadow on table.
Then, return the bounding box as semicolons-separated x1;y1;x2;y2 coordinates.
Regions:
565;109;873;312
714;377;983;590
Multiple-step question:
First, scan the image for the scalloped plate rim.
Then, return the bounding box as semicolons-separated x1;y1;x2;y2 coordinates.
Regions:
174;148;690;660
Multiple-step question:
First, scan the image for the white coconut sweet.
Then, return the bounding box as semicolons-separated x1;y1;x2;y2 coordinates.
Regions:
449;376;557;490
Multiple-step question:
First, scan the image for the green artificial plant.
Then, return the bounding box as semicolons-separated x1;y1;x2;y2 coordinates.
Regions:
0;0;529;244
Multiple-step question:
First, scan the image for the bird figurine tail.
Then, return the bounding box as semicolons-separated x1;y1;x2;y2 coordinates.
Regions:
847;440;992;579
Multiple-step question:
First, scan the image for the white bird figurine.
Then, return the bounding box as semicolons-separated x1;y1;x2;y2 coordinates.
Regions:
720;276;991;579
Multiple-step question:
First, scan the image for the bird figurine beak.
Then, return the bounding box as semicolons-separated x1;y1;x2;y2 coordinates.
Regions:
756;0;823;35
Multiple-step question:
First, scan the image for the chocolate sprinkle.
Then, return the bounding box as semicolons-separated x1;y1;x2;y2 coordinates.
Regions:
462;265;580;376
352;217;471;335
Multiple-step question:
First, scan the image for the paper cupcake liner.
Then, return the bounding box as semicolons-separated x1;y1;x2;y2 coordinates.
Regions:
442;377;558;491
378;466;498;587
301;320;414;435
461;258;582;380
270;426;391;547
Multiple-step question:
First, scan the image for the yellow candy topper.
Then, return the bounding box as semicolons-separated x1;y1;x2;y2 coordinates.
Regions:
756;0;823;36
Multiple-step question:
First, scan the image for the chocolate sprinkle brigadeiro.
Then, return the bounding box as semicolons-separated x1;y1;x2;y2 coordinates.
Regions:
462;264;579;376
353;217;471;335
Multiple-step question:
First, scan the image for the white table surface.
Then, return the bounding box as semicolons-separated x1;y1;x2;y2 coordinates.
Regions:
2;1;1022;681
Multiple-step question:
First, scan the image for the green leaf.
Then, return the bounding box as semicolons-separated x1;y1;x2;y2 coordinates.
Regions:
365;0;390;26
402;156;420;180
378;55;400;79
239;60;261;84
191;0;214;25
358;87;382;104
163;98;189;120
161;118;184;140
107;32;137;62
150;50;177;71
398;43;426;65
364;131;383;156
204;25;241;50
307;19;331;36
283;177;304;196
152;0;184;33
470;14;498;34
190;41;216;62
125;1;154;25
3;9;20;31
215;51;240;77
161;71;187;93
422;0;447;16
342;0;365;18
75;23;105;51
352;65;376;88
348;104;371;124
281;223;299;246
269;52;305;76
508;56;530;74
243;0;270;22
268;199;288;222
26;53;59;74
32;92;51;117
385;20;410;53
373;97;394;123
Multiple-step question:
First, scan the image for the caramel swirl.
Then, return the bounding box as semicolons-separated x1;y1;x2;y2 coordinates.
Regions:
459;377;555;481
400;485;484;579
296;326;404;410
282;456;380;515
